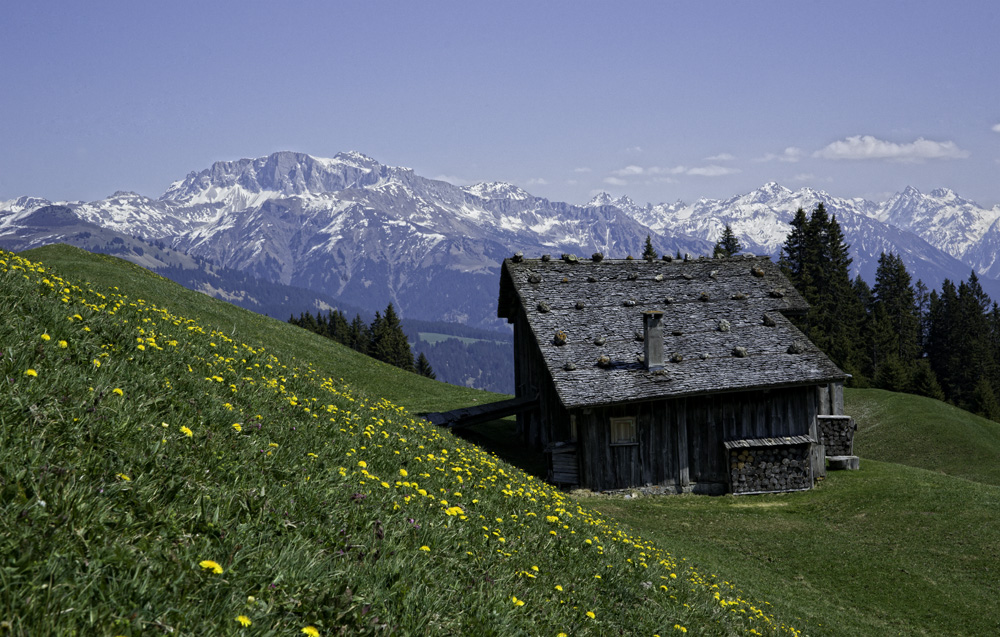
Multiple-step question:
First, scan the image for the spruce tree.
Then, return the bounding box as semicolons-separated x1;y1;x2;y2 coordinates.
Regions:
910;360;946;401
872;252;920;364
416;352;436;379
778;207;809;284
713;224;742;258
348;314;372;355
642;235;657;261
370;303;414;372
972;377;1000;422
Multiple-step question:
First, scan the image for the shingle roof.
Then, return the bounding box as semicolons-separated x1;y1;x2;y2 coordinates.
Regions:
498;254;847;409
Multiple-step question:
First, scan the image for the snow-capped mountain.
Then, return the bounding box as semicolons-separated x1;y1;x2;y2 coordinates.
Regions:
2;151;999;326
590;181;1000;298
0;151;708;326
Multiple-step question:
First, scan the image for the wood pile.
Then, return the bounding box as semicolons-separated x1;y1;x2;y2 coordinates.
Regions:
728;445;812;494
817;415;856;456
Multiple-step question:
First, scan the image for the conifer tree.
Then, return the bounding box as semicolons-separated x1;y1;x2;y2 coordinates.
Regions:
416;352;436;379
910;360;946;401
778;207;809;284
779;204;863;378
872;252;920;365
972;377;1000;422
348;314;371;355
642;235;657;261
370;303;414;372
713;224;742;258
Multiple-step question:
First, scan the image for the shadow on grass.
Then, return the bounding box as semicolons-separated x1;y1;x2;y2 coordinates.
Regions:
434;415;548;480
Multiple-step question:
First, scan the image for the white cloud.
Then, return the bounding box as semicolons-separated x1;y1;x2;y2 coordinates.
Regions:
705;153;736;162
814;135;969;162
791;173;817;182
526;177;548;186
607;163;740;181
992;123;1000;133
573;167;592;173
611;165;645;177
685;165;741;177
623;146;643;154
756;147;803;163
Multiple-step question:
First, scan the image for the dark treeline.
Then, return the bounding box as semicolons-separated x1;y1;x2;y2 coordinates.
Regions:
417;337;514;394
777;203;1000;421
289;304;435;379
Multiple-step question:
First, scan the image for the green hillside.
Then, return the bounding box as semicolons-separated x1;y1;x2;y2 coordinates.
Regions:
847;388;1000;486
1;245;795;635
20;244;498;416
8;244;1000;636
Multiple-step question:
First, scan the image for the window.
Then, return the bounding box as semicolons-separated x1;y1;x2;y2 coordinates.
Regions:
610;417;637;445
569;414;578;442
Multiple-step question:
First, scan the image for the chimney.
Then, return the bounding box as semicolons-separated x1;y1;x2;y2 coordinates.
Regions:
643;310;664;370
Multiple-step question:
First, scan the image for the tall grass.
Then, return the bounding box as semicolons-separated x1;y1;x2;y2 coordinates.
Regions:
0;248;798;635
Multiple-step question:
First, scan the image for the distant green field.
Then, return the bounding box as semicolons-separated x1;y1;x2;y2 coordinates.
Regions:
417;331;509;346
418;331;481;346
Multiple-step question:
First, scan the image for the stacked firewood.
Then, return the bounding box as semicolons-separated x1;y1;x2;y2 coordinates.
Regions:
729;446;811;494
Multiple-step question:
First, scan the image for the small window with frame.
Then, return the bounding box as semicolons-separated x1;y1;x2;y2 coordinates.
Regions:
609;416;637;446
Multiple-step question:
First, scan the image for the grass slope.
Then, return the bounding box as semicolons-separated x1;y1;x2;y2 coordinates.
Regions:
846;388;1000;486
20;244;497;416
1;246;796;635
588;461;1000;637
589;388;1000;636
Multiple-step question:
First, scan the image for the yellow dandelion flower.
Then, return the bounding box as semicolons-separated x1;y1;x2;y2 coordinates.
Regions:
40;333;51;341
198;560;223;574
269;442;279;448
58;340;67;348
92;358;101;368
302;627;320;637
24;369;37;377
512;596;525;607
419;545;430;552
235;615;251;627
357;460;367;469
555;585;563;591
112;388;124;396
232;423;242;432
399;468;408;477
586;611;596;619
180;426;193;437
117;473;131;481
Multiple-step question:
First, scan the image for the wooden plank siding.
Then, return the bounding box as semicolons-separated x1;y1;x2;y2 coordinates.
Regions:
569;386;818;492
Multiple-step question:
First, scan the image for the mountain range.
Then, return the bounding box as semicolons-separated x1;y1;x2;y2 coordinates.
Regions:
3;150;999;329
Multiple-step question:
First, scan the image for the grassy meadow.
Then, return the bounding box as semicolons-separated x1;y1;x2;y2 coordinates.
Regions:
586;390;1000;636
1;245;798;635
5;244;1000;636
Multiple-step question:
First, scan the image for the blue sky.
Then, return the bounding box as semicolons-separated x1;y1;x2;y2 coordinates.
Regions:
2;1;998;206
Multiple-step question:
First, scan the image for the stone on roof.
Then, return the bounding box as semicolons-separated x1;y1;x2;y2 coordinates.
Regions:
498;255;846;409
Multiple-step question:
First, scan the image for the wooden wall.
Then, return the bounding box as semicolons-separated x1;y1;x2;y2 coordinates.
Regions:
569;386;819;492
513;312;568;450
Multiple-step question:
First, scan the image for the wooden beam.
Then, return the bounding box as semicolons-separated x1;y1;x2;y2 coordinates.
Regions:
425;394;539;430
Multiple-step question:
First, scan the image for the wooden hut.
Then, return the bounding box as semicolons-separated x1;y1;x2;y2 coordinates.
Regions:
496;253;851;494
